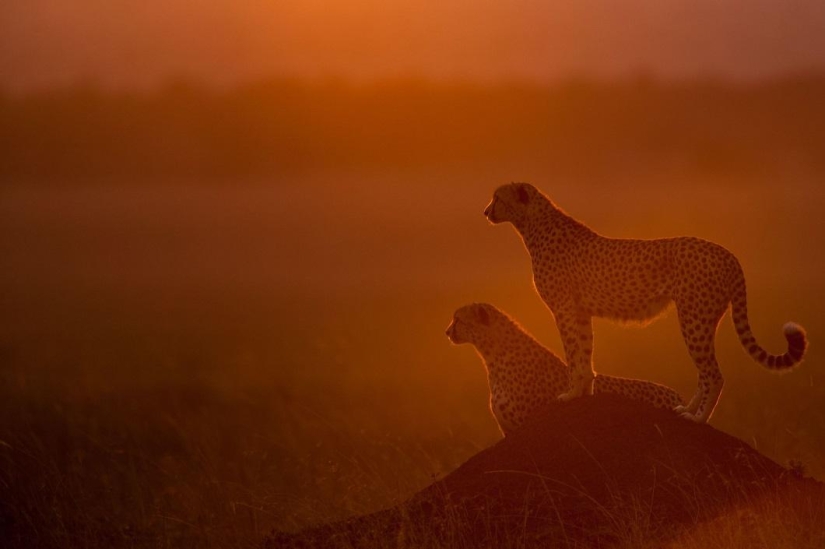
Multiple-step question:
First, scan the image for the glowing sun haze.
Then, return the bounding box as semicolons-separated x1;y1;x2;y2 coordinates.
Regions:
2;0;825;90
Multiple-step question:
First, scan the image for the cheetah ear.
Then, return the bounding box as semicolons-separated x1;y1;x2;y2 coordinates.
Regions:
476;306;490;326
516;185;530;204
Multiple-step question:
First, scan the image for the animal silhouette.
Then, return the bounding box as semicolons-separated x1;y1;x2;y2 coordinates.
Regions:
484;182;807;422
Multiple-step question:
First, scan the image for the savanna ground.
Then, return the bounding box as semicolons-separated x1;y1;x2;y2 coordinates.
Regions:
1;78;824;547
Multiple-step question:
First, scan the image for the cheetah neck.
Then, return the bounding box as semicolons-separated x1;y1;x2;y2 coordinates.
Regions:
471;335;504;364
518;202;598;255
473;325;569;392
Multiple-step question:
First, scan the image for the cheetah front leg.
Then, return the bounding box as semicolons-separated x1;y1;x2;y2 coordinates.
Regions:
556;309;595;401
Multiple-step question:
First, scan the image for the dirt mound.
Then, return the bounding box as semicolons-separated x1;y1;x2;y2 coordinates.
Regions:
265;394;824;548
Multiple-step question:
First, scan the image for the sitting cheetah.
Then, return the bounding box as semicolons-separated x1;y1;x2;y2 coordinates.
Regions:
483;182;808;423
445;303;684;436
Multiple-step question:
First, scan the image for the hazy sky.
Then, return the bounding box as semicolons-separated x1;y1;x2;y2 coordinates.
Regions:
2;0;825;90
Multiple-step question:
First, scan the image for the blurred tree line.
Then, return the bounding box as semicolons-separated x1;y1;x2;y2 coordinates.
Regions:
1;76;824;181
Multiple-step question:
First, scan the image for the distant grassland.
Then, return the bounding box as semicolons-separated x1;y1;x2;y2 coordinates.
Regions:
2;76;825;180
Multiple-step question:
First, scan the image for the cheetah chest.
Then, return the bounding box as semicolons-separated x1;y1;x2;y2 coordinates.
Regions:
530;256;574;309
489;377;520;430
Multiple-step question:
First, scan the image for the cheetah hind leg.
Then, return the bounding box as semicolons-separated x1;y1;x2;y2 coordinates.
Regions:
685;368;724;423
674;388;702;415
673;388;703;421
675;302;726;423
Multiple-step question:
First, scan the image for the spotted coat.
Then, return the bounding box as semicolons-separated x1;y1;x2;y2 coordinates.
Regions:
446;303;685;436
484;183;808;423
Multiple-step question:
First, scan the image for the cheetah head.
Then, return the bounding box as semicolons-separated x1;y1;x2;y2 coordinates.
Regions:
446;303;501;345
484;182;540;226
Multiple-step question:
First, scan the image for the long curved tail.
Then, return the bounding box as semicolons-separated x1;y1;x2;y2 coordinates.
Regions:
731;272;808;371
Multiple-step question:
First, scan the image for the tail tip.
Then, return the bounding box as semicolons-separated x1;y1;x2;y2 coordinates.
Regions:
783;322;806;337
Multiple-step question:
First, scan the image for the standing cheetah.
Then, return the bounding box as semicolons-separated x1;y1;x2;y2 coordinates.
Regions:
484;182;808;423
446;302;685;436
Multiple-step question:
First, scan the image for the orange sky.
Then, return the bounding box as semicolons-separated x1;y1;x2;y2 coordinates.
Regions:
2;0;825;90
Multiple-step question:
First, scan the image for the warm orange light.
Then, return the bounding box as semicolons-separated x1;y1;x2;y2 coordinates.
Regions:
3;1;825;89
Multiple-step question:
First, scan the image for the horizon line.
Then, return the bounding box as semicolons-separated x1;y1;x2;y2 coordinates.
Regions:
4;69;825;97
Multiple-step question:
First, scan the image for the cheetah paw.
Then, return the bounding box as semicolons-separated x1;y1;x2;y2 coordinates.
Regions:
679;412;702;423
673;405;689;414
557;391;581;402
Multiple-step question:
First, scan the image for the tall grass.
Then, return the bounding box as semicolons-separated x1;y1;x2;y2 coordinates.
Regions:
0;348;487;548
3;340;824;548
